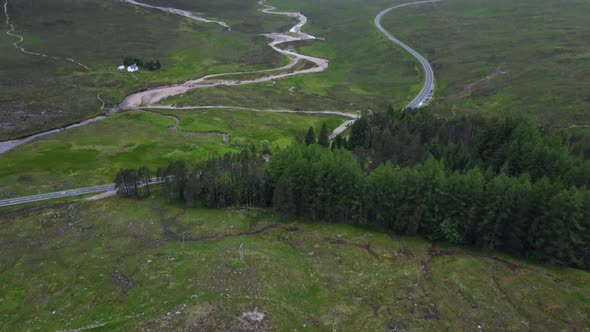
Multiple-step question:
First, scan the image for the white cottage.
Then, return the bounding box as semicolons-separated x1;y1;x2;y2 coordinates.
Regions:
127;64;139;72
117;65;125;71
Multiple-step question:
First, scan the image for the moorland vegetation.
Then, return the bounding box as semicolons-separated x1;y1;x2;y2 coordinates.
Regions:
2;0;590;329
2;197;588;331
117;110;590;270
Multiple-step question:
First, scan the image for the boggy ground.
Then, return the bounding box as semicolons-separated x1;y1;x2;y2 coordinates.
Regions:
4;0;590;141
380;0;590;128
0;197;588;331
1;0;426;140
0;0;288;140
0;110;344;198
162;0;424;114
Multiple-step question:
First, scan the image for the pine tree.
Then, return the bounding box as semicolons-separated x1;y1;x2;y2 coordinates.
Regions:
123;57;134;66
138;166;151;197
114;168;139;198
335;135;343;149
536;187;586;267
318;122;330;148
379;128;396;163
305;127;316;145
349;117;368;149
387;104;395;124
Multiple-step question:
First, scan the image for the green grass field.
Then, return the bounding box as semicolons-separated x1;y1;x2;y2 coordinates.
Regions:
0;110;344;198
161;83;359;114
151;108;347;148
0;197;588;331
0;112;234;197
380;0;590;127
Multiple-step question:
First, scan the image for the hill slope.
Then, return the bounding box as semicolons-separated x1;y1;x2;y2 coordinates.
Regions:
0;198;588;331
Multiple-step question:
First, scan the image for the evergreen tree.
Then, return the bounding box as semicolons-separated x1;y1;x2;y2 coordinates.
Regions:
114;169;139;198
378;128;396;164
137;166;151;197
144;107;590;271
535;187;586;267
335;135;343;149
123;57;134;66
318;122;330;148
305;127;316;145
349;117;368;149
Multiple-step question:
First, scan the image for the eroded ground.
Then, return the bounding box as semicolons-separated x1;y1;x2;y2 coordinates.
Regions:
0;198;588;331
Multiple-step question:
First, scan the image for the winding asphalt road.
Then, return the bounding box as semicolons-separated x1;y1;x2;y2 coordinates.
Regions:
375;0;439;109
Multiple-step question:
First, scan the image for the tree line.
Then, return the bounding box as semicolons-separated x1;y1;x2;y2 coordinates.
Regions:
342;107;589;188
123;57;162;71
155;153;268;209
267;144;589;269
115;112;590;270
114;166;152;198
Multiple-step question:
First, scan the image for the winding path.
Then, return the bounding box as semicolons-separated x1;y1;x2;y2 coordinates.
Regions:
144;105;358;119
375;0;439;109
3;0;90;70
0;0;343;154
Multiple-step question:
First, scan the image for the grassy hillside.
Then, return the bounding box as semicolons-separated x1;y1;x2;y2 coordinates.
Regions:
380;0;590;127
3;0;588;141
167;0;589;129
0;110;345;198
0;197;588;331
166;0;423;112
0;0;288;140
